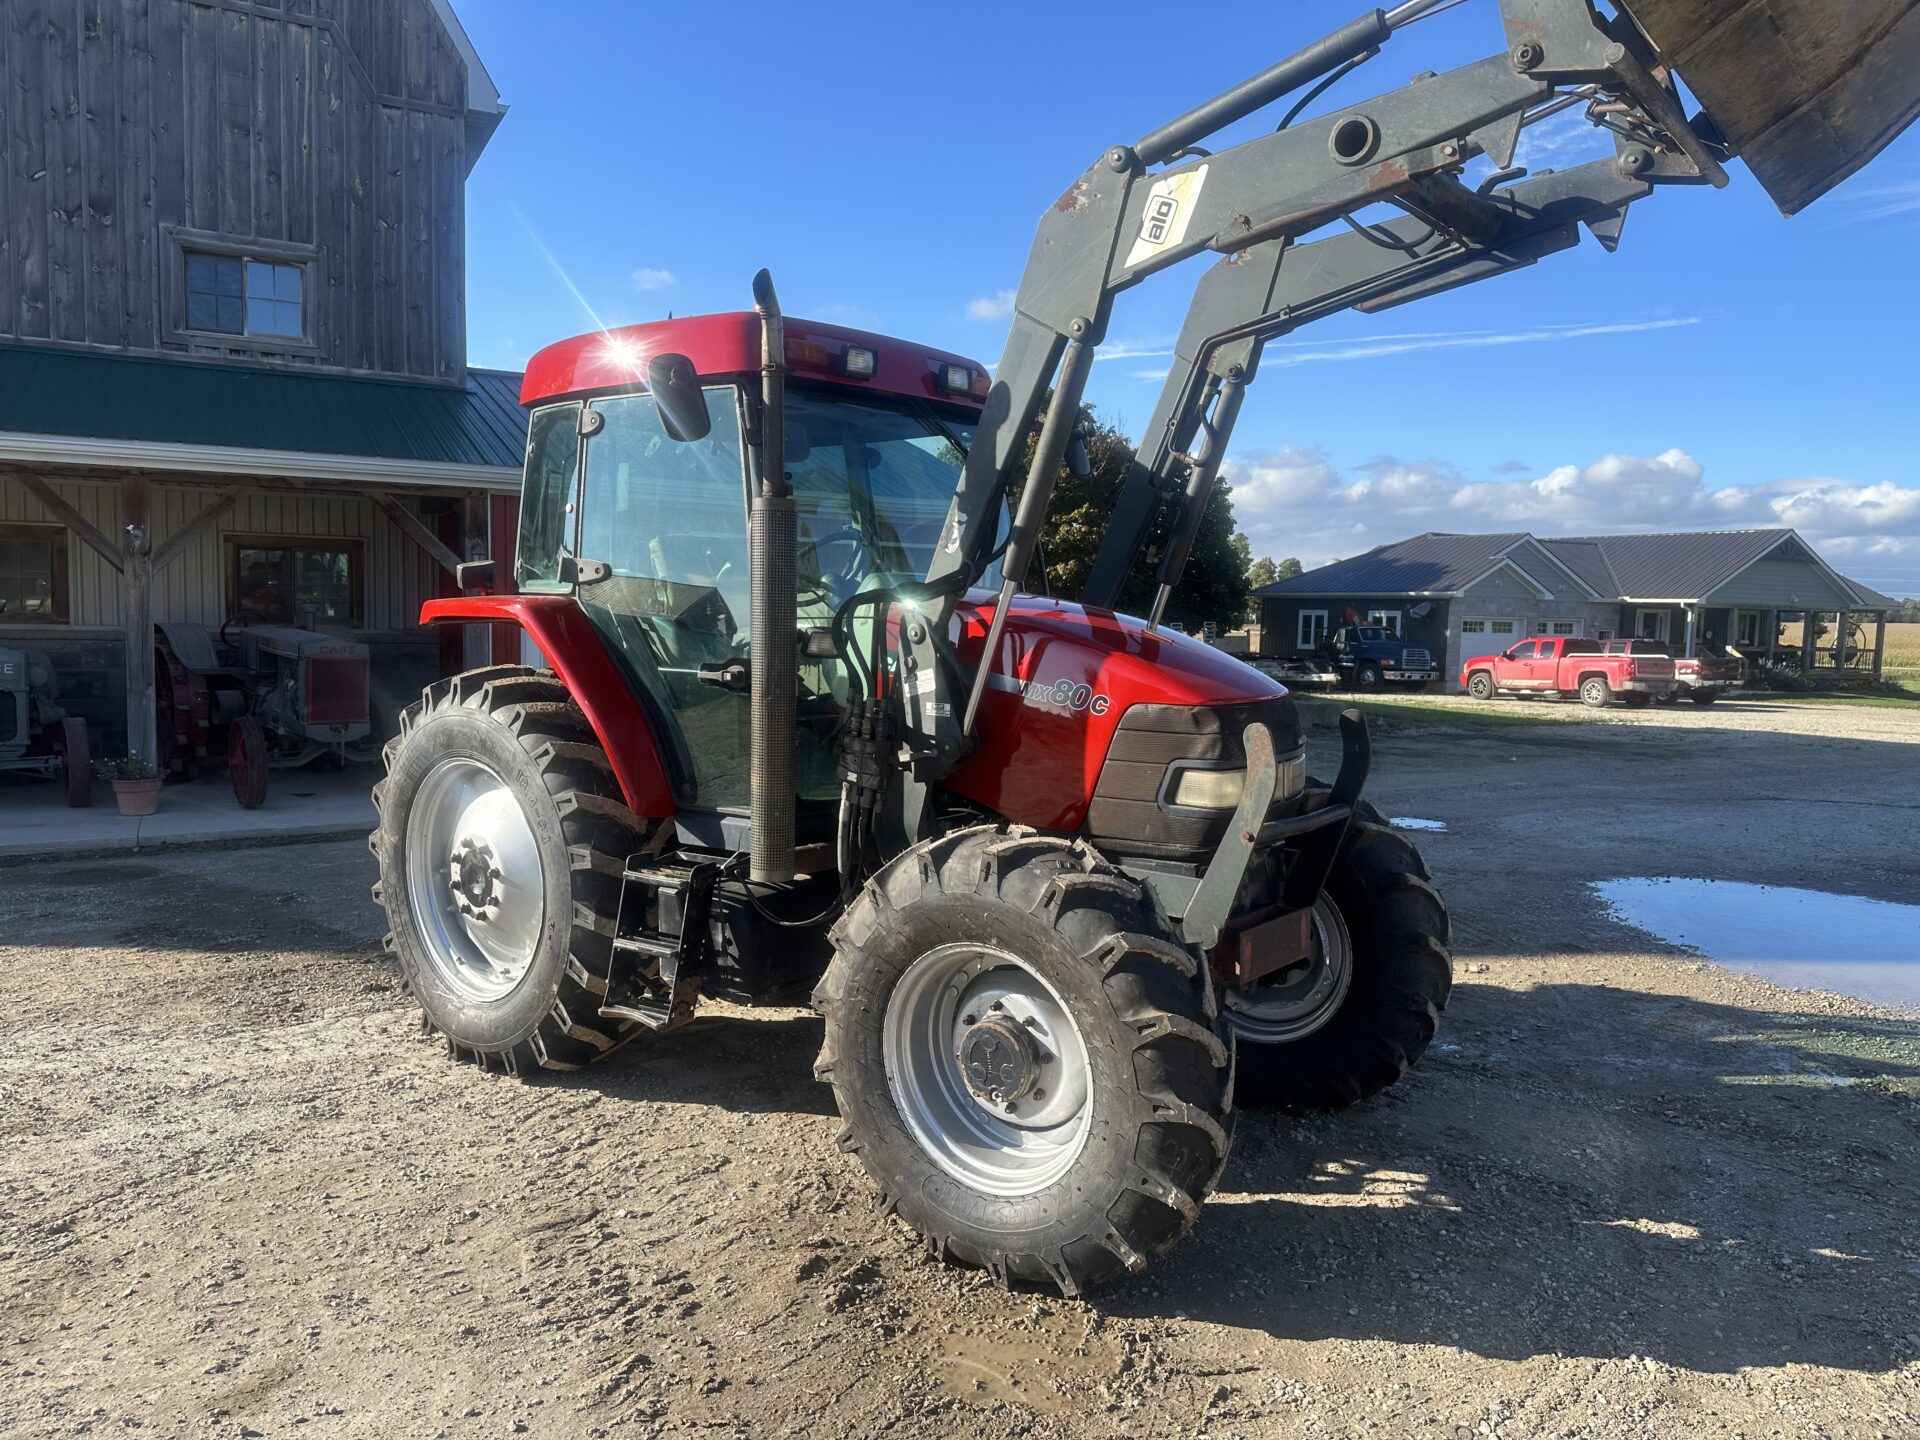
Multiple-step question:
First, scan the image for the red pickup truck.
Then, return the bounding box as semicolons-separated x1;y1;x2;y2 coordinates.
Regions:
1461;635;1678;708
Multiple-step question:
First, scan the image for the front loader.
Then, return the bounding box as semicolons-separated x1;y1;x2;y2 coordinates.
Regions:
371;0;1918;1293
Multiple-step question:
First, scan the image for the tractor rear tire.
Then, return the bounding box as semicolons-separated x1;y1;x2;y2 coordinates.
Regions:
1228;813;1452;1112
370;665;650;1076
814;825;1233;1296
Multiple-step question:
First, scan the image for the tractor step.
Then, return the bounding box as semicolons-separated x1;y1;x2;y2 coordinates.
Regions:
600;852;722;1031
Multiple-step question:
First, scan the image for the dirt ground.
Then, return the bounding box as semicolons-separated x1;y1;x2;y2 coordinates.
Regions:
4;703;1918;1439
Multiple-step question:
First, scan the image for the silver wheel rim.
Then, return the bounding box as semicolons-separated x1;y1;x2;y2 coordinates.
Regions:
882;942;1093;1198
1223;895;1354;1046
404;757;546;1002
1584;679;1605;704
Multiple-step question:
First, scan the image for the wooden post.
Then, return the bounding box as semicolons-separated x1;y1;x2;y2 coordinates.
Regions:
1873;614;1886;682
1801;611;1818;672
122;476;157;766
1765;609;1777;669
1835;609;1848;669
1683;605;1697;659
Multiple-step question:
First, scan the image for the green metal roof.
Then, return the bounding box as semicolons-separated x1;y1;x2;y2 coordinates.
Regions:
0;345;527;470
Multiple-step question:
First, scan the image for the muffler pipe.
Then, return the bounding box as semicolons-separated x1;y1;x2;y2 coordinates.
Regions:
749;268;796;884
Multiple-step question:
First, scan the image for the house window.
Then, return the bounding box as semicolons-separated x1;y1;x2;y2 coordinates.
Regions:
0;523;69;623
228;537;362;626
1735;610;1762;648
1367;609;1401;636
1461;619;1486;635
1297;609;1329;650
186;252;305;338
1635;608;1671;642
1541;619;1581;636
1488;619;1516;636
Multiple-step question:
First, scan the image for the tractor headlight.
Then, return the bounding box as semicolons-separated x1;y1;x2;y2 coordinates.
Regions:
1172;767;1245;809
1168;752;1307;811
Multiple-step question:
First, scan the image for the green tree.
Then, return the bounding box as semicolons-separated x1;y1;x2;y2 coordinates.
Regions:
1245;554;1278;624
1026;407;1251;632
1276;556;1305;580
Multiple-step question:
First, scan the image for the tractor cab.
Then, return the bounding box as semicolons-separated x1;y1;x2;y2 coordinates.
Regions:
509;313;999;836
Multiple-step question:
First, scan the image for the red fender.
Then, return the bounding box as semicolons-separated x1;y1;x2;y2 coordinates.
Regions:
419;595;676;818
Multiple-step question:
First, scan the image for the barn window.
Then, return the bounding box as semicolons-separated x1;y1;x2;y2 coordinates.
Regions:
186;253;306;339
1297;609;1328;650
227;536;363;627
1367;608;1401;636
0;523;69;624
1735;610;1763;647
1635;608;1671;642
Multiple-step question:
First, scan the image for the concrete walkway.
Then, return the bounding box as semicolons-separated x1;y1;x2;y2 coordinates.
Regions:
0;765;375;861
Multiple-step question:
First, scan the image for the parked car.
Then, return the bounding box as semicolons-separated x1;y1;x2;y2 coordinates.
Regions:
1321;625;1439;691
1461;635;1677;708
1668;651;1743;705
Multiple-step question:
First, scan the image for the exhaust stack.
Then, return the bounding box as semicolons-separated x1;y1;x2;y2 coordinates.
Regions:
748;269;797;884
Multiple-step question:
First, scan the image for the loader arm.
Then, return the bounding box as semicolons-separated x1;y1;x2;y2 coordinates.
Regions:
899;0;1917;772
1084;154;1657;616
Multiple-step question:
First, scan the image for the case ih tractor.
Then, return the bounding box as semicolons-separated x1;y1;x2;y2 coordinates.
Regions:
371;0;1915;1292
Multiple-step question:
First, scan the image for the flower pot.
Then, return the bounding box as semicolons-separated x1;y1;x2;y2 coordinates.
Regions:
112;777;162;817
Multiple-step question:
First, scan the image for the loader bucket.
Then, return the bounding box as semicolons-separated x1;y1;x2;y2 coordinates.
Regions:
1622;0;1920;215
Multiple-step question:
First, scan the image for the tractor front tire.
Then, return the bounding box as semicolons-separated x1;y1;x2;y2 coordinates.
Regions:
1228;814;1451;1111
814;825;1233;1296
370;665;649;1075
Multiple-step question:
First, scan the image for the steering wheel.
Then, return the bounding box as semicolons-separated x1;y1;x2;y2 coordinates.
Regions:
809;525;879;597
219;614;253;650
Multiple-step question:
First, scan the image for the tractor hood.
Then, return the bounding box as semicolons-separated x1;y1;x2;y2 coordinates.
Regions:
943;592;1297;835
951;593;1285;709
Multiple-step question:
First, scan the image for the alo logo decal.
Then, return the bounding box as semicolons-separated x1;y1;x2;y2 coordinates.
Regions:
1125;163;1208;269
1015;676;1111;717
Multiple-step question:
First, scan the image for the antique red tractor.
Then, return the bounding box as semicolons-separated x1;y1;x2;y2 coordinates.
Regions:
369;0;1915;1292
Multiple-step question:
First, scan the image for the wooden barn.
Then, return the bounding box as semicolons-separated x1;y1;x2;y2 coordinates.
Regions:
0;0;523;761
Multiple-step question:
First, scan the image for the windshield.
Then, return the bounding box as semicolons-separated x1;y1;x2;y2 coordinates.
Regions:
783;388;996;609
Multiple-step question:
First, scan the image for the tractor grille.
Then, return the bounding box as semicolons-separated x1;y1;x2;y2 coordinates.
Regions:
302;656;369;727
1087;697;1304;861
1400;647;1433;668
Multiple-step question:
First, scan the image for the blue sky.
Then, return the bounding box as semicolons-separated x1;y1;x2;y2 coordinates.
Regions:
455;0;1920;595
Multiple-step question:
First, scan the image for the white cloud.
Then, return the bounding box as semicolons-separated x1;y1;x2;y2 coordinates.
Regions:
966;289;1016;321
1219;445;1920;593
1096;338;1175;363
631;266;677;292
1259;317;1701;369
1831;178;1920;225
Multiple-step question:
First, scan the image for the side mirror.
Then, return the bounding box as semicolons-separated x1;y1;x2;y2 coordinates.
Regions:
1065;428;1092;480
455;559;495;591
647;353;711;443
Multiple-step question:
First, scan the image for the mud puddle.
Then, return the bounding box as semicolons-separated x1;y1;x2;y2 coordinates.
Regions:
1595;877;1920;1009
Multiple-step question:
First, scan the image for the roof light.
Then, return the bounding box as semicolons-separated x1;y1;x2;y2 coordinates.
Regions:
842;346;877;378
939;363;973;394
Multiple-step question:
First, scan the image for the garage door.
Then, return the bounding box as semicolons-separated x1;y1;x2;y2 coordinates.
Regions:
1460;617;1518;662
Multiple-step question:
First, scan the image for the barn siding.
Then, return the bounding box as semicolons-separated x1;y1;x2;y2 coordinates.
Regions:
0;470;446;634
0;0;468;382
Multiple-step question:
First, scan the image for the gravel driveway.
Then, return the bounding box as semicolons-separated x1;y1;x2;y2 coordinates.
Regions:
1342;689;1920;744
3;718;1917;1439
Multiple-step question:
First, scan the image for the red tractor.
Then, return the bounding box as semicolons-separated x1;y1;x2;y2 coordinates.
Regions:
370;0;1914;1291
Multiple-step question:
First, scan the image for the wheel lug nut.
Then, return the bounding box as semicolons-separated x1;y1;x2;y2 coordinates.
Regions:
962;1013;977;1025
